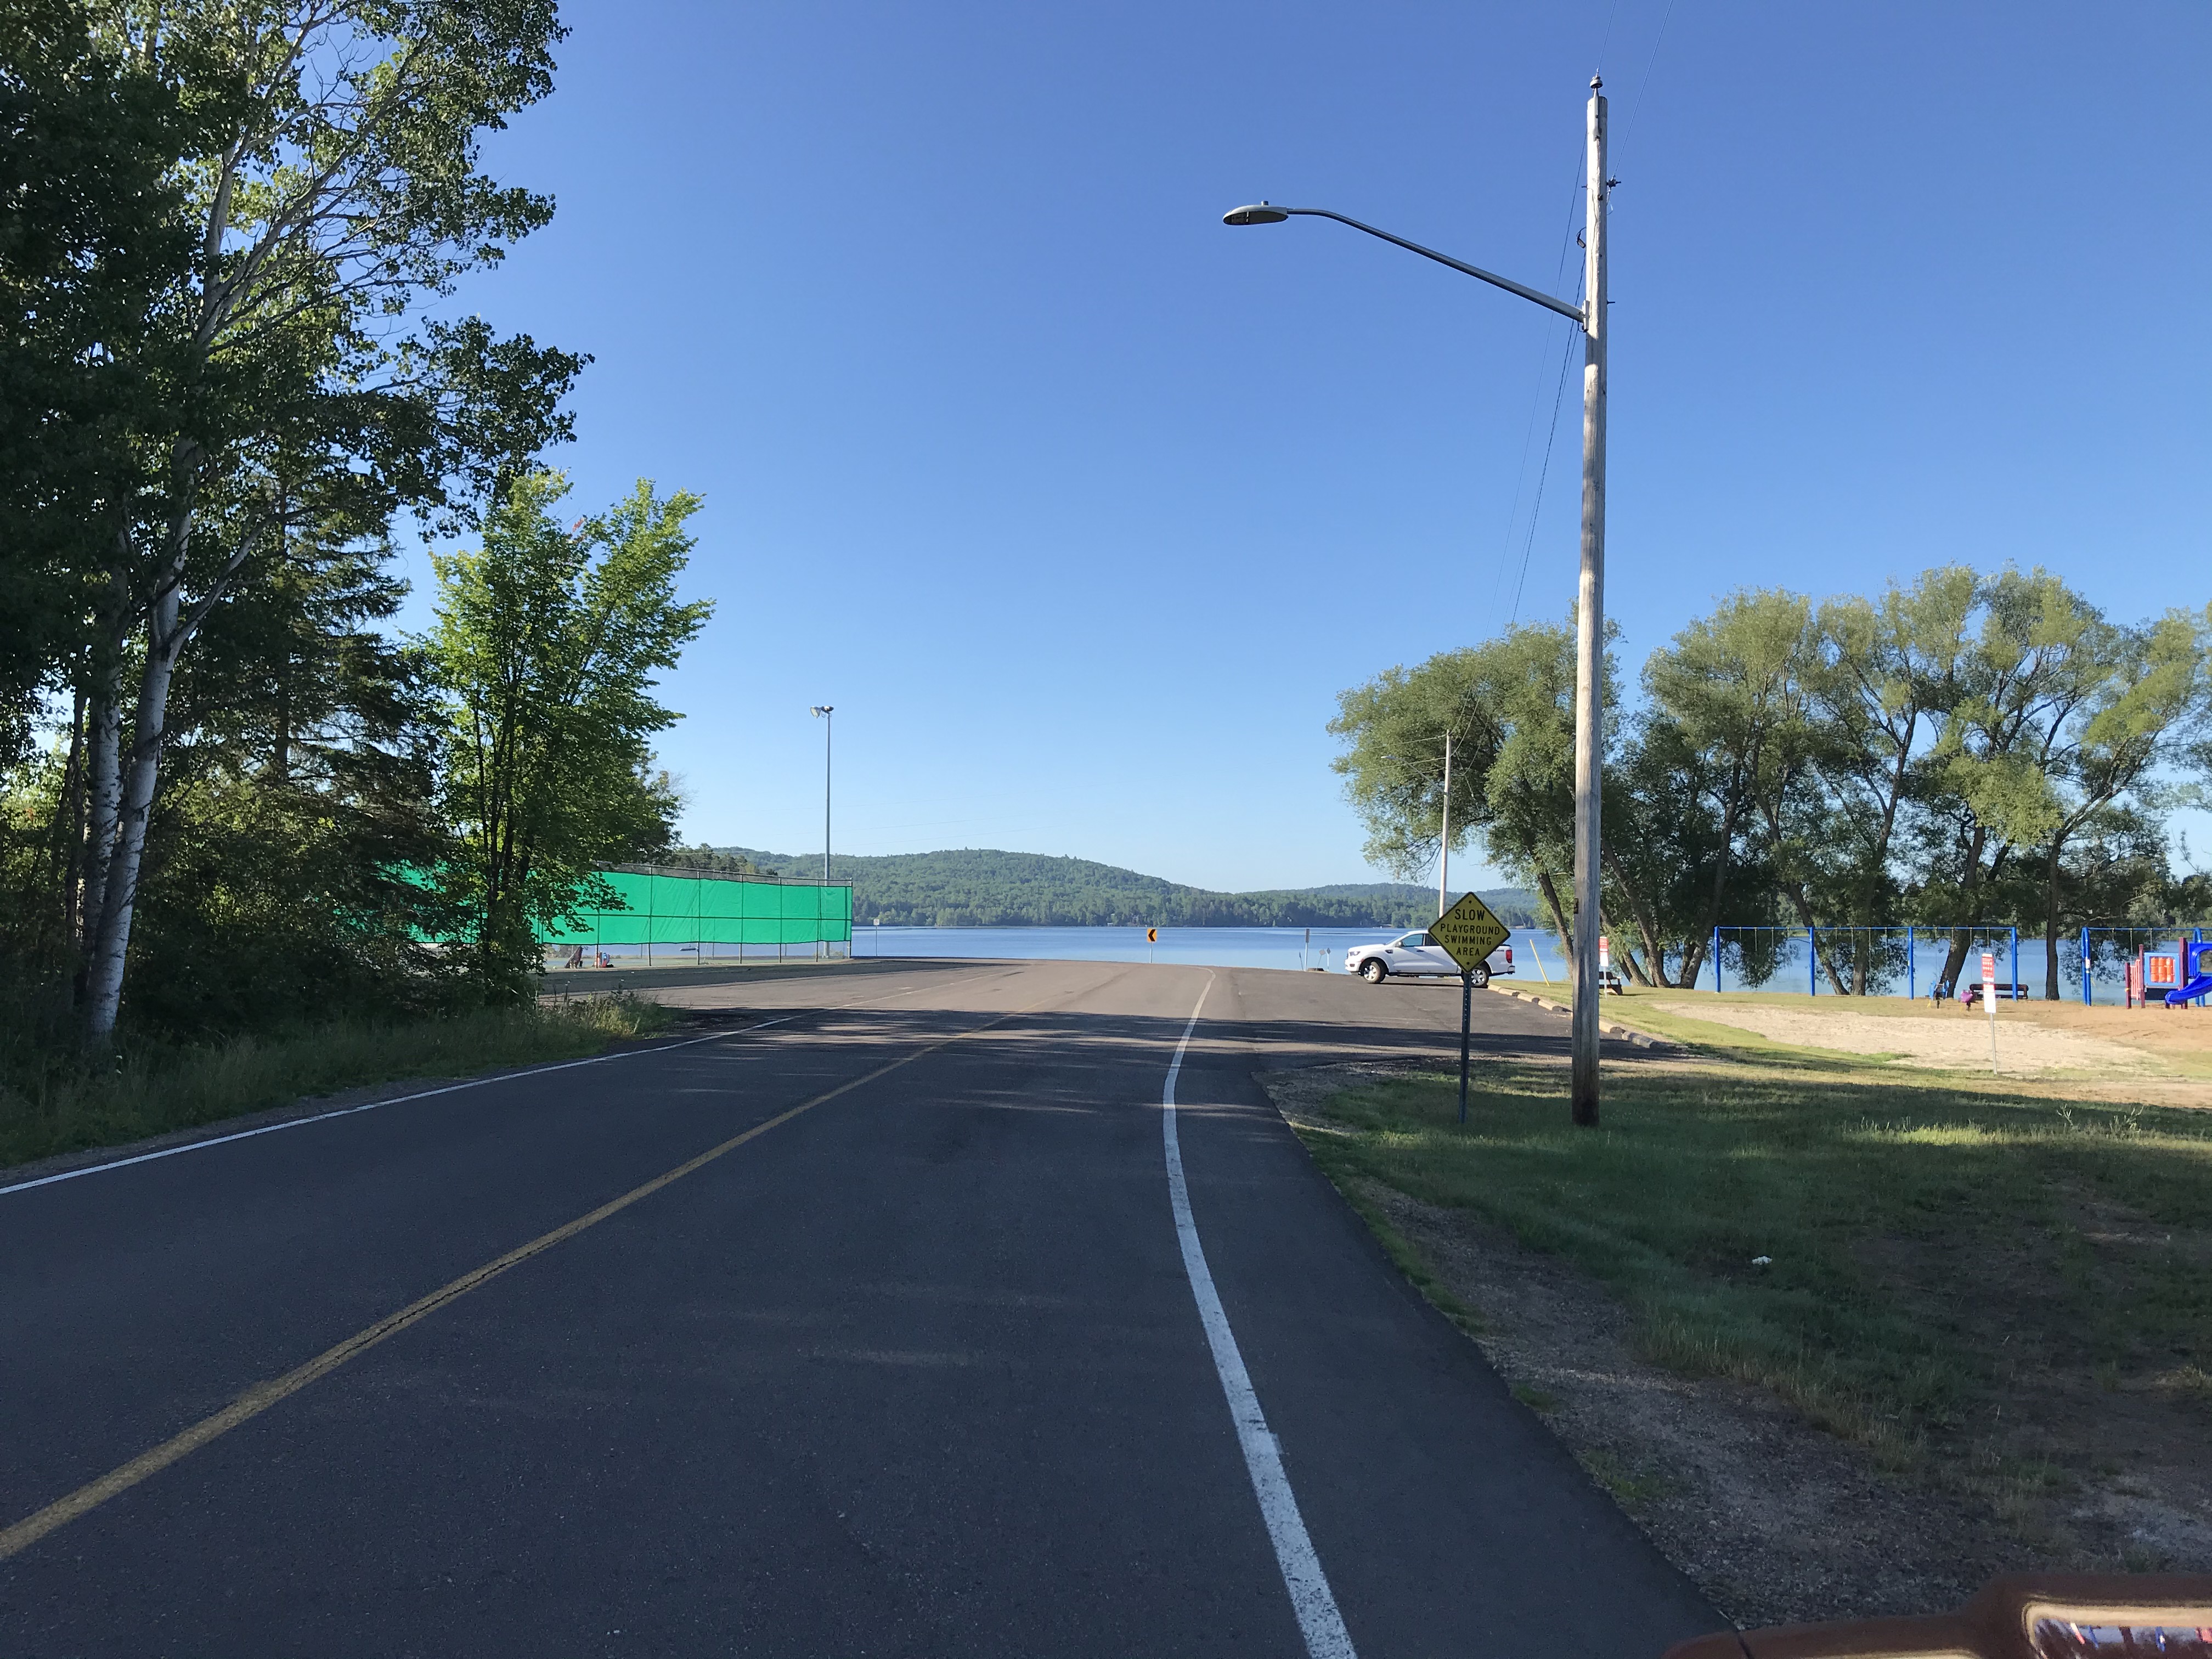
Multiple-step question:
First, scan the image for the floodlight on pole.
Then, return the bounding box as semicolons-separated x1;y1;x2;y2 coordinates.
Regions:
1223;76;1611;1127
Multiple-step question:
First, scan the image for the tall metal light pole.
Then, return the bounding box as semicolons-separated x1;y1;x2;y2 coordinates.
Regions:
1226;76;1612;1125
810;705;834;886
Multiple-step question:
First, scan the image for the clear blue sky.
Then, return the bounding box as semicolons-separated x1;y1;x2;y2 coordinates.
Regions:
405;0;2211;892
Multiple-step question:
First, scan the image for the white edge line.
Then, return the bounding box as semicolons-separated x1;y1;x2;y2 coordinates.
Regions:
1;965;1022;1200
0;1020;795;1199
1162;972;1357;1659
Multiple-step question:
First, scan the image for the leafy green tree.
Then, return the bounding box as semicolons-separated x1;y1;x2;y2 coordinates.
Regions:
1330;622;1588;943
0;0;198;1024
1640;590;1829;985
1805;568;1976;986
124;495;466;1029
1330;570;2203;995
1471;624;1592;951
4;488;464;1043
1326;653;1480;883
665;844;765;876
429;471;713;992
1331;619;1666;978
0;0;197;739
2017;608;2208;994
1601;708;1778;986
1913;569;2136;990
18;1;586;1040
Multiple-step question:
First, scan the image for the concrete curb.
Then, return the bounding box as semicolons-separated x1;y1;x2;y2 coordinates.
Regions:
1486;985;1677;1051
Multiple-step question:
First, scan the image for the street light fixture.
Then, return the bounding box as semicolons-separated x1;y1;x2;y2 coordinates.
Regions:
1226;77;1611;1126
810;706;833;890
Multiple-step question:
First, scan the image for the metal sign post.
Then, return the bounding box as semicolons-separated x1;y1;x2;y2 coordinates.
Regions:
1433;892;1511;1126
1459;969;1474;1124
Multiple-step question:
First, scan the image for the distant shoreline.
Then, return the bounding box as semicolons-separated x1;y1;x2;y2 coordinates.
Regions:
679;845;1541;933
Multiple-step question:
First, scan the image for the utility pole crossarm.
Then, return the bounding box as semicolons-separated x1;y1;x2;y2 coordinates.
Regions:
1267;208;1587;325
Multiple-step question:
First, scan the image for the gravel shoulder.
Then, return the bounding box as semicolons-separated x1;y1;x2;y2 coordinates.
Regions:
1262;1059;2212;1629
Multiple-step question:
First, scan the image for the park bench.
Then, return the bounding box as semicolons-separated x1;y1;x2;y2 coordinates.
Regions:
1958;981;2027;1008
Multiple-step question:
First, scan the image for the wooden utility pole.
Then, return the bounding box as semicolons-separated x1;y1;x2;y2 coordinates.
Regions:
1223;76;1613;1128
1570;76;1610;1127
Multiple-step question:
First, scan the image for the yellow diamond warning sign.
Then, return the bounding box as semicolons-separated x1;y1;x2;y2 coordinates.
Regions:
1432;891;1510;973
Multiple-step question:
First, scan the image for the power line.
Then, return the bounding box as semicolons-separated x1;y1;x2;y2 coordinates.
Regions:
1509;0;1672;625
1619;0;1681;160
1508;308;1582;624
1490;152;1589;612
1593;0;1625;76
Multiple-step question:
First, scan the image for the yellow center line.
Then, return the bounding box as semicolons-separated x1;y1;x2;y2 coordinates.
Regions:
0;982;1071;1564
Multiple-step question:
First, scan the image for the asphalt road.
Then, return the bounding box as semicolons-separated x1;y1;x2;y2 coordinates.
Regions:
0;959;1722;1657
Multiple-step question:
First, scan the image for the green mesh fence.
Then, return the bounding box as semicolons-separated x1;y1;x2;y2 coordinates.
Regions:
539;867;852;950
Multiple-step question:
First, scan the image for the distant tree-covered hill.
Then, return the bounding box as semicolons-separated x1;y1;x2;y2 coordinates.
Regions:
679;845;1538;929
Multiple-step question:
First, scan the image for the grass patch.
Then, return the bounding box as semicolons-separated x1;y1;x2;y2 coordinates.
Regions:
1296;1056;2212;1475
0;994;672;1171
1578;1447;1671;1509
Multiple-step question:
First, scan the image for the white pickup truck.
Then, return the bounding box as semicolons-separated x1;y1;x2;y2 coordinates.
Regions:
1345;930;1515;988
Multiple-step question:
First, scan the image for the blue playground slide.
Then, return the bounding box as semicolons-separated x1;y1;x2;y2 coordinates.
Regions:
2167;975;2212;1007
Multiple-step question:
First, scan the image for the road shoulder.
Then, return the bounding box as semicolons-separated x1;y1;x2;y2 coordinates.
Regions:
1260;1060;2061;1630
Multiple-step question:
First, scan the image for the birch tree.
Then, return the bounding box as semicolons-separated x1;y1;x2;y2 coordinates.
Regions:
55;0;580;1039
0;1;190;780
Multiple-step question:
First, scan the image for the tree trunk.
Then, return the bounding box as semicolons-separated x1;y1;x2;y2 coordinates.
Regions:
1941;926;1976;996
77;469;272;1037
83;580;184;1040
1601;847;1674;986
1535;872;1575;992
79;643;124;965
1937;828;1990;991
273;661;290;782
1683;786;1746;989
1677;937;1709;989
1781;881;1852;995
47;687;88;951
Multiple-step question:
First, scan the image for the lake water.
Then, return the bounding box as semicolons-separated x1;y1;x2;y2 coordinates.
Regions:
586;923;2175;1002
855;924;1578;978
857;924;2182;1003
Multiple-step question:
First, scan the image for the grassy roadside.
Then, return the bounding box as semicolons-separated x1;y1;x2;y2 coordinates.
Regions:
1291;1047;2212;1507
0;995;672;1172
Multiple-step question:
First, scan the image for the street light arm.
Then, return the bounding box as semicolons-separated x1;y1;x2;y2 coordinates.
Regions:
1272;207;1586;326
